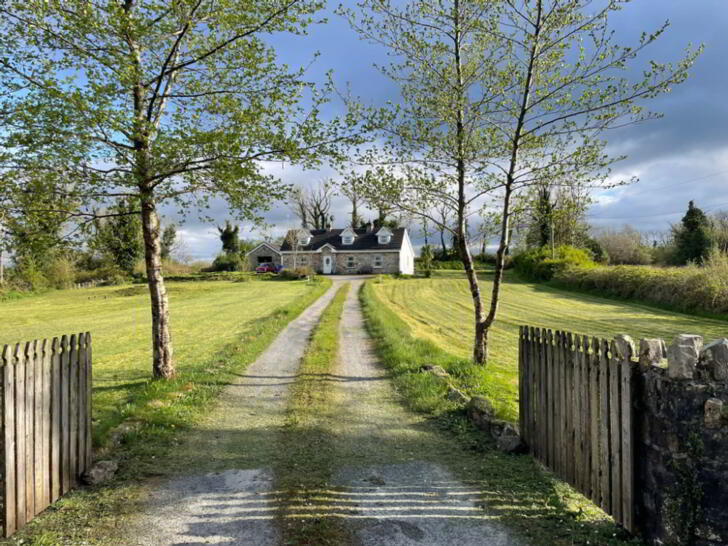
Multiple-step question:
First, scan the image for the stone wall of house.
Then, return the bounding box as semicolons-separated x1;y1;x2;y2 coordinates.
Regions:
633;335;728;545
247;246;280;270
281;251;400;274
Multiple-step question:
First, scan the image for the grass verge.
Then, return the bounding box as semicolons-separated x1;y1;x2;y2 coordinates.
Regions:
370;271;728;421
276;282;353;546
5;278;332;545
360;280;642;545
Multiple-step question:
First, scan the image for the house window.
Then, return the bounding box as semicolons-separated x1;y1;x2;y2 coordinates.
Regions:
378;235;391;245
342;236;354;245
374;255;383;268
347;256;356;268
299;256;307;265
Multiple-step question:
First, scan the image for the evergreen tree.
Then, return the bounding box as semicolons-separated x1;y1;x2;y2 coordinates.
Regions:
675;201;714;264
92;199;143;275
160;224;177;261
217;222;240;255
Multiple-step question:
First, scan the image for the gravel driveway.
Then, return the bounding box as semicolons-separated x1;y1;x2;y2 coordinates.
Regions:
126;278;523;545
127;282;340;545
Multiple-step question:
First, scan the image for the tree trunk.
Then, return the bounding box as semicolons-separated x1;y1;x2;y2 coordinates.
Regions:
453;0;486;364
141;194;175;378
480;0;542;363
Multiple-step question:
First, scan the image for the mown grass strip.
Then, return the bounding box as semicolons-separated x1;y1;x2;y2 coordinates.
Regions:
359;280;641;546
277;282;353;546
8;278;332;545
360;279;479;418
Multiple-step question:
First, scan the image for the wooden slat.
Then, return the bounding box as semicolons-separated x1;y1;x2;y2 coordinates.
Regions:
581;337;591;499
545;329;553;467
69;334;79;487
14;343;26;529
60;335;70;495
85;333;93;469
609;342;623;525
562;332;569;480
3;344;17;537
41;339;52;511
50;338;61;503
551;330;559;474
540;329;548;463
533;329;541;460
519;327;525;444
621;358;635;532
590;336;601;506
24;341;36;522
77;333;87;475
33;340;45;516
528;327;536;454
599;339;611;514
565;332;574;485
573;335;583;491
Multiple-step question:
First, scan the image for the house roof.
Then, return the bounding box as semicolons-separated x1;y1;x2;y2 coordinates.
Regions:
245;242;281;256
280;227;407;252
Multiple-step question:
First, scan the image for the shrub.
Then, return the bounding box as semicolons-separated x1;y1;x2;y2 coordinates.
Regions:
595;226;652;265
552;253;728;316
46;256;76;289
358;264;374;274
279;266;314;280
10;257;49;291
513;245;596;281
209;253;244;272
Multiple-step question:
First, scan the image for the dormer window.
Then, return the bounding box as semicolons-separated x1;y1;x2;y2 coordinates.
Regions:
376;226;393;245
340;227;357;246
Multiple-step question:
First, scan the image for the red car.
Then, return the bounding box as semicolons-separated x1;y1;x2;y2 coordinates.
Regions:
256;263;283;274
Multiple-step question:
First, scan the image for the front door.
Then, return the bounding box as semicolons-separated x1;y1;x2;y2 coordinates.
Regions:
323;255;332;274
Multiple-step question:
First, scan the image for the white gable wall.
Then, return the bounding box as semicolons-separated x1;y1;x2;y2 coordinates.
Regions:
399;229;415;275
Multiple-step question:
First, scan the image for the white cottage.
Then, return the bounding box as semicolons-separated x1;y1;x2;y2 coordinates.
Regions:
246;224;415;275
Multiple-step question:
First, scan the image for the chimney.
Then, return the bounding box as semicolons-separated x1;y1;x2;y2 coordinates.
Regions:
365;221;373;233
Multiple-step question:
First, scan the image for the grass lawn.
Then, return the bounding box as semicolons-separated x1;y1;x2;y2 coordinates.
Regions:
370;270;728;421
0;278;326;445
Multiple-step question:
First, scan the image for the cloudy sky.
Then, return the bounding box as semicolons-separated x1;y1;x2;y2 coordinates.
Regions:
167;1;728;260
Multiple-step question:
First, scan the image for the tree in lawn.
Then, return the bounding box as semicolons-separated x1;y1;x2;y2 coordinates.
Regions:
160;224;177;261
1;0;362;378
674;201;714;265
218;222;241;255
344;0;699;363
92;198;144;275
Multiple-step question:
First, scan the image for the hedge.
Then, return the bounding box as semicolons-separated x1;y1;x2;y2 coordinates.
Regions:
552;259;728;316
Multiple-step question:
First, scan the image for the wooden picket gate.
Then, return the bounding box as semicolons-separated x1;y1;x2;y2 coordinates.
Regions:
1;333;93;537
519;326;636;533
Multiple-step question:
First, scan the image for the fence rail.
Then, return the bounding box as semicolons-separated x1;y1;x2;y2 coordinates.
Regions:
519;326;635;533
1;333;92;537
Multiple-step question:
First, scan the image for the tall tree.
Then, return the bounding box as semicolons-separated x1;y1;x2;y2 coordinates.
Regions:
674;201;714;265
344;0;699;364
1;0;363;377
92;198;144;275
289;181;334;230
217;221;240;255
338;174;364;228
160;224;177;261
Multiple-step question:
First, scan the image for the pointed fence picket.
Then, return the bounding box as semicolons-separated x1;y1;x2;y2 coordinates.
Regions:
1;333;93;537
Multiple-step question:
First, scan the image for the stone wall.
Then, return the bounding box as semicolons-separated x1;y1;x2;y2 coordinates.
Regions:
281;251;400;274
632;335;728;545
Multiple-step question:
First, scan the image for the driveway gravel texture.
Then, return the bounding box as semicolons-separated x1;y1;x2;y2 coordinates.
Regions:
126;278;524;545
